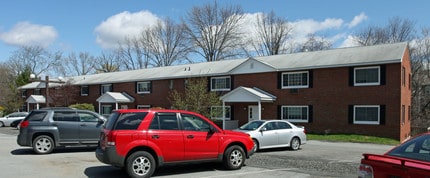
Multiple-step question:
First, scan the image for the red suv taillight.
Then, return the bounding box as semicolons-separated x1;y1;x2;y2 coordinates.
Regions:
102;131;116;147
20;120;29;128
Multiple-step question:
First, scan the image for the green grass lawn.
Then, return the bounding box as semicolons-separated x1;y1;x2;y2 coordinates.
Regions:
307;133;400;145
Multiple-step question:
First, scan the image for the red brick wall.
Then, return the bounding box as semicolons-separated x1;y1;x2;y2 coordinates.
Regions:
232;63;406;141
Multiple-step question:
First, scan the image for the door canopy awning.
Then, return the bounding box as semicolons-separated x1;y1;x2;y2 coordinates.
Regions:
97;92;135;103
26;95;46;103
220;86;276;103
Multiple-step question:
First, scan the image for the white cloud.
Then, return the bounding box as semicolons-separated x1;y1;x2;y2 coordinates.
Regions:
94;10;160;49
0;21;58;47
290;18;343;44
338;35;360;48
348;12;368;28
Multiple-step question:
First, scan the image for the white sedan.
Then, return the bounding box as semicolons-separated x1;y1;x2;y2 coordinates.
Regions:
236;120;306;152
0;112;28;127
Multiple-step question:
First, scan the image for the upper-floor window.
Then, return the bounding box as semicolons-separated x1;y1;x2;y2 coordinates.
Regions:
34;88;41;95
353;105;380;125
281;105;309;123
282;71;309;89
137;81;151;94
354;66;380;86
81;85;89;96
101;84;112;94
21;90;27;97
211;76;231;91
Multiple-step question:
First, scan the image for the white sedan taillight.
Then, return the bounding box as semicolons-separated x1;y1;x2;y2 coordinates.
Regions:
358;163;373;178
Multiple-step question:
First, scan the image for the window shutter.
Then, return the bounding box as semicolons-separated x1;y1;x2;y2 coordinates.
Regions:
348;105;354;124
308;70;313;88
135;82;138;93
380;105;386;125
277;72;282;89
277;105;282;119
230;76;234;90
207;77;211;91
149;81;152;93
349;67;354;86
230;105;234;120
308;105;313;123
380;65;386;85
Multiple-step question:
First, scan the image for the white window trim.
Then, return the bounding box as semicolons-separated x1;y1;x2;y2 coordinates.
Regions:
137;105;151;109
281;71;309;89
281;105;309;123
354;66;380;86
137;81;151;94
353;105;380;125
210;76;231;91
211;106;231;120
80;85;88;96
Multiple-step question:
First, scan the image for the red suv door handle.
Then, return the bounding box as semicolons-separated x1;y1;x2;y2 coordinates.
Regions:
152;135;160;139
187;135;194;139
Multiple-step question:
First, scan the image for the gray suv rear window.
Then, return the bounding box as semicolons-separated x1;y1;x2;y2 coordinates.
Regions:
26;111;48;121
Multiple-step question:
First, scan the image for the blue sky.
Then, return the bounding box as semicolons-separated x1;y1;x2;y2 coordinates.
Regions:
1;0;429;62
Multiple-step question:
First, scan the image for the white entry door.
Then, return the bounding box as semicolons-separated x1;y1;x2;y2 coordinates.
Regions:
248;105;259;122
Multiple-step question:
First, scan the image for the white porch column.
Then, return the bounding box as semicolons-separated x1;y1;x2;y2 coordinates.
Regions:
258;101;262;120
222;102;226;130
115;102;119;110
98;102;101;115
27;103;29;112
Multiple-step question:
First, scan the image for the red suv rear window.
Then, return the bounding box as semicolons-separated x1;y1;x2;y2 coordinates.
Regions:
105;112;148;130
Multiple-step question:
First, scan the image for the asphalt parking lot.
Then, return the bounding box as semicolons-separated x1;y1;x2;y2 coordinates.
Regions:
0;127;394;178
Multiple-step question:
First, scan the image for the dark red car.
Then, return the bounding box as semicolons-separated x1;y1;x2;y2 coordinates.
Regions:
359;132;430;178
96;109;255;178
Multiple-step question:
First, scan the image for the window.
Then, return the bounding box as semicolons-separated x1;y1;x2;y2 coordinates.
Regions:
210;106;231;120
101;84;112;94
53;111;78;122
149;113;179;130
78;112;98;122
181;114;211;132
21;90;27;97
282;71;309;88
354;66;380;86
114;112;147;130
281;106;309;123
81;85;89;96
402;66;406;86
402;105;405;125
210;76;231;91
137;105;151;109
34;88;41;95
101;105;112;117
137;81;151;94
354;105;380;124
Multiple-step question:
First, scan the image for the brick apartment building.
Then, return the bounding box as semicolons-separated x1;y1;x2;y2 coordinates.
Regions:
20;42;412;141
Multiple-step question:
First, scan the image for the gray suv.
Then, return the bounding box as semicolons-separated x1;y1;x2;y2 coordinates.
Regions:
17;107;106;154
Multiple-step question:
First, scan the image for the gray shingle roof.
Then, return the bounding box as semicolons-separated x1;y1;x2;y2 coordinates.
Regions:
20;42;408;89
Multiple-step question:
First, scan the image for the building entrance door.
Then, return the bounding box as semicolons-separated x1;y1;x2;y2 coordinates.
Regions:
248;105;259;122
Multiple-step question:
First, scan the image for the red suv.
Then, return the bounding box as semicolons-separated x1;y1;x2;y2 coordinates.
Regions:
96;109;255;178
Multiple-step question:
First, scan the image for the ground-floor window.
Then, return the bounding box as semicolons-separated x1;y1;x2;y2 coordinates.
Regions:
101;105;112;117
281;105;309;123
210;106;231;120
353;105;380;125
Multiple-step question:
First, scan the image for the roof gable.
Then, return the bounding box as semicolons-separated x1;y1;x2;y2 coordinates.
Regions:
230;57;277;74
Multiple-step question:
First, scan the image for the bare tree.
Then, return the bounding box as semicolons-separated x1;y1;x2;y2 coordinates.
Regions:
251;11;292;56
95;51;121;73
58;52;97;76
183;1;246;61
140;18;192;67
297;33;332;52
354;17;415;46
117;37;149;70
7;45;62;77
410;28;430;129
